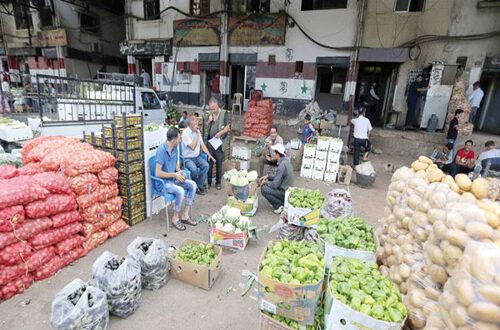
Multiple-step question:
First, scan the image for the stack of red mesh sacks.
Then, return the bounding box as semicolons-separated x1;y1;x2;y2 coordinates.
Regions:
0;164;83;301
243;99;274;138
21;136;130;255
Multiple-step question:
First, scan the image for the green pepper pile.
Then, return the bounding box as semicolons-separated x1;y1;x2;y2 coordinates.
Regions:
263;298;324;330
329;257;407;323
288;188;324;210
316;217;376;252
259;239;325;285
174;243;216;267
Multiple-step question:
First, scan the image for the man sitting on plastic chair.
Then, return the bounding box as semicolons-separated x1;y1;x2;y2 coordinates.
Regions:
154;127;198;231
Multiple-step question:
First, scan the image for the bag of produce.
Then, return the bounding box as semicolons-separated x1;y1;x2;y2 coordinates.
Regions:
29;222;83;249
17;163;40;176
34;256;63;280
77;184;118;209
98;167;119;185
0;240;33;266
29;172;72;194
91;251;142;318
66;173;98;196
82;231;108;253
105;219;129;238
0;180;49;209
1;273;33;300
127;237;169;290
51;210;82;228
55;235;86;256
0;164;18;179
0;205;25;232
60;246;86;267
0;217;52;250
0;246;54;286
63;149;116;177
438;241;500;329
277;223;304;241
25;193;77;218
21;136;64;164
326;256;407;329
320;189;353;219
40;142;94;171
51;278;109;330
26;137;80;163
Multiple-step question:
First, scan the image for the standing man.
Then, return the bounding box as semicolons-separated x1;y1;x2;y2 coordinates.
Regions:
351;108;372;166
367;82;380;120
141;68;151;88
155;127;198;231
182;114;215;195
211;73;220;96
405;75;429;129
259;125;283;176
468;81;484;124
452;140;475;176
301;114;317;143
206;97;230;190
446;109;463;157
259;144;294;214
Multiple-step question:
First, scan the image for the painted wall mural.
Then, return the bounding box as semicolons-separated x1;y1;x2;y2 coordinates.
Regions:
228;14;286;46
173;18;221;46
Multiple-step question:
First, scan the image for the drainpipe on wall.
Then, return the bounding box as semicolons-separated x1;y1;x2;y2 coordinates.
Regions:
219;0;230;109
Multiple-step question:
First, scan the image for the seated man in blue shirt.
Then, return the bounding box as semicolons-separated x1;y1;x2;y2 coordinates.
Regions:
155;127;198;231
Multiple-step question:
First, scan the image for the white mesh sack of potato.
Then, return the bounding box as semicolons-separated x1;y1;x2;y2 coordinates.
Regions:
438;241;500;330
422;312;446;330
404;274;441;329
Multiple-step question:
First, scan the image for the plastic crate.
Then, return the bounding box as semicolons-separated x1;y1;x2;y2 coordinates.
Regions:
119;181;144;196
121;191;145;204
104;125;141;138
114;115;141;126
123;203;145;218
118;171;143;185
124;212;146;226
117;161;143;174
115;149;143;162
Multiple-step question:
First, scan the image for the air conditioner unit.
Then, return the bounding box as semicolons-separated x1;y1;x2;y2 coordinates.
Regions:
179;72;192;84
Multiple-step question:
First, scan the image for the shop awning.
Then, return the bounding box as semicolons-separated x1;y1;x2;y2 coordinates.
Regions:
358;48;408;63
316;56;350;67
229;53;257;65
199;53;220;70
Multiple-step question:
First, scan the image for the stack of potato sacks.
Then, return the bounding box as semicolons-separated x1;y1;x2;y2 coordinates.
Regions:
243;99;274;138
21;136;129;254
0;165;83;301
375;156;500;329
444;78;474;136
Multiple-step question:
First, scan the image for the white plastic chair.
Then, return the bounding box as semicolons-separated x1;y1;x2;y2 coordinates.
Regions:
232;93;243;115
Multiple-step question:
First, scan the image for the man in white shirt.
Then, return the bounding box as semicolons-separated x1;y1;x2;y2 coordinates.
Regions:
181;115;215;194
140;68;151;88
351;108;372;165
468;81;484;124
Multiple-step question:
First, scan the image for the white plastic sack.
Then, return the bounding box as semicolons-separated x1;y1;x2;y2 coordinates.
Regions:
91;251;142;318
355;161;376;176
320;189;353;219
51;278;109;330
127;237;169;291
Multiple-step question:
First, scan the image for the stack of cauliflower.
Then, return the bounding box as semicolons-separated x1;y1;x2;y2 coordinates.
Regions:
209;206;252;234
223;169;258;187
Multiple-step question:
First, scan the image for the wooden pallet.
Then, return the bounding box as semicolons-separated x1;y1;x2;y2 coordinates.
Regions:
233;135;258;144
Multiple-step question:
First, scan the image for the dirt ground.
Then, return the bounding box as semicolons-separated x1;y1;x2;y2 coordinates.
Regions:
0;153;409;330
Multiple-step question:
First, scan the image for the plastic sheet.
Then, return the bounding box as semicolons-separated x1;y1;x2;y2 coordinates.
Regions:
127;237;169;290
51;278;109;330
320;189;353;219
91;251;142;318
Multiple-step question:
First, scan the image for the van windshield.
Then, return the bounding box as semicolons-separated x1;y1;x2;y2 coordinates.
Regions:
142;92;162;109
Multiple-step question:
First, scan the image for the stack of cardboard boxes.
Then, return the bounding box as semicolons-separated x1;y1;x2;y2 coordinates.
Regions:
300;138;343;183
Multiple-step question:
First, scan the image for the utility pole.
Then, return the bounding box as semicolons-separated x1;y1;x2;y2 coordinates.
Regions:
220;0;229;108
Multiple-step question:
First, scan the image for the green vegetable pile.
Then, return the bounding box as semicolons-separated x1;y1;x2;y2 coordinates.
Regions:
174;243;216;267
288;188;324;210
316;217;376;252
318;136;330;141
144;123;160;132
329;257;407;323
263;298;324;330
259;239;325;285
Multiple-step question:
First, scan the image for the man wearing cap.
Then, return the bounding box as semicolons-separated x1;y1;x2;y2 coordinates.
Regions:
259;143;294;214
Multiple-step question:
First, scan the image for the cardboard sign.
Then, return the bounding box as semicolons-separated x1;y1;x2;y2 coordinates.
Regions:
257;241;324;325
210;225;248;250
170;239;222;290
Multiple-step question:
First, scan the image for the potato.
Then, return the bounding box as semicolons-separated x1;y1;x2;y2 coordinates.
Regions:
468;302;500;323
400;263;411;279
410;288;426;308
440;239;450;250
471;178;490;200
408;309;426;329
466;222;493;239
419;155;433;165
446;212;465;230
434;221;449;240
423;301;438;316
387;255;396;267
443;174;461;193
408;194;422;210
417;200;431;213
440;290;457;310
446;229;470;248
428;168;444;183
429;264;448;285
450;304;468;326
412;160;429;171
425;286;441;300
413;212;429;228
426;244;445;266
416;170;428;181
456;173;472;192
477;200;500;216
471;254;495;284
477;285;500;304
456;279;476;306
461;192;477;203
484;211;500;228
473;322;500;330
430;191;447;209
443;245;463;268
428;208;446;224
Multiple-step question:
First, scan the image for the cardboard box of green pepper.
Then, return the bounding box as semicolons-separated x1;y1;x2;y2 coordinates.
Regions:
284;188;325;227
257;239;325;325
170;239;222;290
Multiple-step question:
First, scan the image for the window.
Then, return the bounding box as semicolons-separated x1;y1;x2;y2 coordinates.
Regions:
247;0;270;13
190;0;210;16
301;0;348;11
144;0;160;20
295;61;303;73
14;4;33;30
394;0;425;12
142;92;162;109
268;54;276;65
39;6;53;27
80;13;100;34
